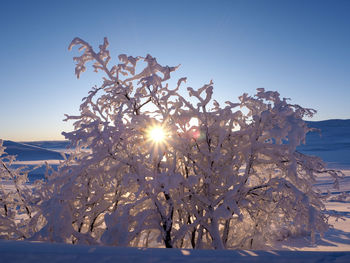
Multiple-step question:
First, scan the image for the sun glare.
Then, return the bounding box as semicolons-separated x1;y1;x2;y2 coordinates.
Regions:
148;126;166;143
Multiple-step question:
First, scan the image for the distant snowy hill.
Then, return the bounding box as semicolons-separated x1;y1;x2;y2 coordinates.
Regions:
2;119;349;167
298;119;350;168
2;140;69;182
2;140;66;161
22;140;70;152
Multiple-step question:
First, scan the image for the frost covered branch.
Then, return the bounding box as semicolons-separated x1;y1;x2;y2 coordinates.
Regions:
0;38;344;249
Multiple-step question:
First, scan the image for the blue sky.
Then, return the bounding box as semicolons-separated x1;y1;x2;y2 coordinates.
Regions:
0;0;349;141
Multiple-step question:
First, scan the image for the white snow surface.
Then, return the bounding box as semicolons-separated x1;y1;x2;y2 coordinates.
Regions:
0;239;350;263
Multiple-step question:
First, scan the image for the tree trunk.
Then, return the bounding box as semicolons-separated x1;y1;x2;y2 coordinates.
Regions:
209;217;225;249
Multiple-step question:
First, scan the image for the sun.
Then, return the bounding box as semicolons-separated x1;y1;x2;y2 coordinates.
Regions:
148;125;166;143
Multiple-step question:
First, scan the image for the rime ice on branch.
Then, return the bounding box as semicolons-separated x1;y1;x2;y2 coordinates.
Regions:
1;37;343;249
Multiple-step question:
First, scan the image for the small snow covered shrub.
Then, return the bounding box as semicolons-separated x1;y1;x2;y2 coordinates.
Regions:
0;140;42;239
25;38;342;249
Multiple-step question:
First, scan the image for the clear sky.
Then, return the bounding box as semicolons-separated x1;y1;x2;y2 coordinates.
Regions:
0;0;349;141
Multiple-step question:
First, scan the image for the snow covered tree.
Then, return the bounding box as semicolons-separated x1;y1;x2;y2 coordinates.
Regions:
30;37;341;249
0;140;42;240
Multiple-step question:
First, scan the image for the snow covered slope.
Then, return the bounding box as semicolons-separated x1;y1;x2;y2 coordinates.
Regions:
2;140;66;161
22;140;70;152
298;119;350;168
4;119;349;166
2;140;67;182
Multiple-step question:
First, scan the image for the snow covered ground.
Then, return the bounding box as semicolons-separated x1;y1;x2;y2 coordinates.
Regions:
1;239;350;263
1;120;350;262
298;119;350;169
275;169;350;252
